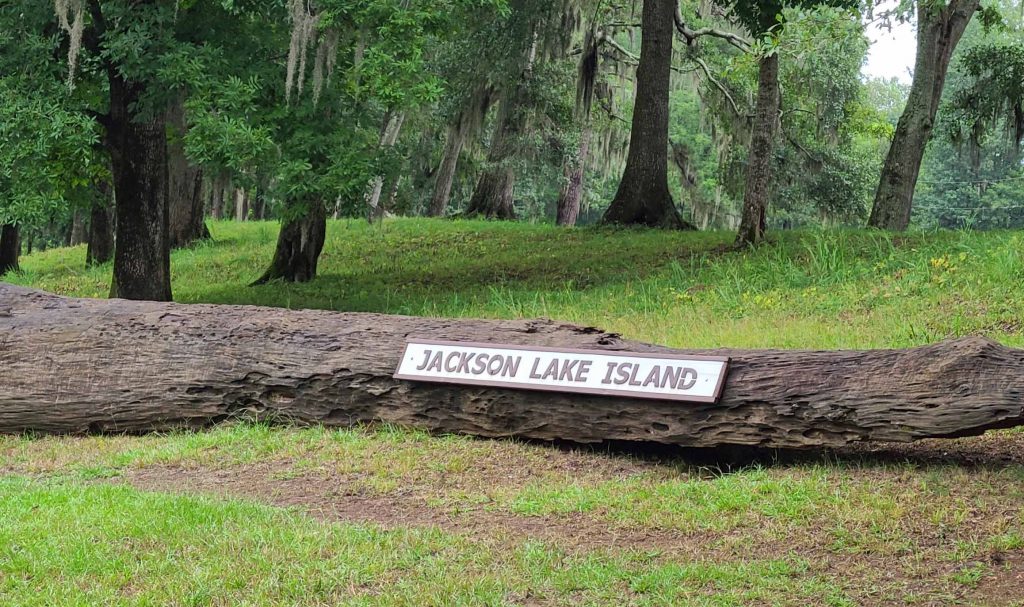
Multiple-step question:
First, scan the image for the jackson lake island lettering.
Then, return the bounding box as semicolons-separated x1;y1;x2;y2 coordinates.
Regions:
396;341;729;403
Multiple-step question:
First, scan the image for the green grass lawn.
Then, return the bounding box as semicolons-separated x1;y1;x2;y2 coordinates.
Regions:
3;219;1024;605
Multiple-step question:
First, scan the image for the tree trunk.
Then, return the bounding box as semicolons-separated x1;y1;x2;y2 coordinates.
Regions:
556;126;592;227
465;39;538;221
252;186;267;220
210;174;227;220
0;225;19;275
671;140;709;229
235;188;248;221
465;164;516;220
86;184;114;267
736;53;780;247
2;283;1023;448
166;95;210;248
253;198;326;284
868;0;980;231
602;0;689;229
105;67;172;301
367;112;405;223
69;211;86;246
428;123;466;217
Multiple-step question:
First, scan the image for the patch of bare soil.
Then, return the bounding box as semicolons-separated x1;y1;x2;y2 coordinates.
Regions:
110;431;1024;607
117;463;706;555
974;550;1024;607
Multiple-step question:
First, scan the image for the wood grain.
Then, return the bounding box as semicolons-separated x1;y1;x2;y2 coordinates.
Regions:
1;283;1022;447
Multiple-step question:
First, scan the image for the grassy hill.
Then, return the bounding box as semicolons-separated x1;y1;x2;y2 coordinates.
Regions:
7;218;1024;349
3;220;1024;606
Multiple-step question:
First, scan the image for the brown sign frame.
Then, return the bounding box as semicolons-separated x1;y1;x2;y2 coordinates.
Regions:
393;339;730;403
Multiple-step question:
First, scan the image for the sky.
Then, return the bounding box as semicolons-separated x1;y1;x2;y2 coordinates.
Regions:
862;1;917;83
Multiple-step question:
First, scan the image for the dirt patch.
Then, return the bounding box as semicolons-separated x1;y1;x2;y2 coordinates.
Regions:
110;449;1024;607
117;462;708;556
974;549;1024;607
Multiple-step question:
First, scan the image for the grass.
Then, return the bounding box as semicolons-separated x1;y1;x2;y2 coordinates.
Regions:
4;219;1024;605
7;218;1024;348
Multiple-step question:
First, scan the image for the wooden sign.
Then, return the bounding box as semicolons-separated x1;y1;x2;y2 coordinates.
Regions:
394;340;728;403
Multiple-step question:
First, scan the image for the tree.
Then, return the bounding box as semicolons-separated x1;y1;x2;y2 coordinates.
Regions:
0;225;19;275
720;0;859;246
166;94;210;249
868;0;985;231
601;0;688;228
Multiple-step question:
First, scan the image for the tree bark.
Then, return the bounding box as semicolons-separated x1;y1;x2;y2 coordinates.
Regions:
2;283;1023;448
367;112;405;223
253;198;326;284
104;71;171;300
235;188;248;221
602;0;689;229
465;163;516;220
736;53;780;247
0;225;19;276
86;183;114;267
428;123;467;217
208;174;223;220
166;96;210;248
868;0;980;231
69;211;86;246
465;38;538;221
556;126;592;227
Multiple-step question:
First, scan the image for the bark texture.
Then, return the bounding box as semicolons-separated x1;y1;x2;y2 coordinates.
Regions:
465;165;516;220
69;211;86;246
0;225;19;275
167;96;210;249
86;194;114;267
2;282;1023;448
253;199;327;284
556;126;592;227
428;124;466;217
602;0;688;229
465;41;537;221
868;0;980;231
366;112;405;223
736;53;780;247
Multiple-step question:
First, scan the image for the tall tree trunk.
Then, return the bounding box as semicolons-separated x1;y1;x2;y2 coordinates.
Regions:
465;96;522;220
87;200;114;267
868;0;980;231
601;0;688;229
671;140;709;229
556;126;592;226
253;198;326;284
166;95;210;248
367;112;405;223
466;38;539;221
0;224;19;275
69;211;86;246
235;188;248;221
210;174;227;220
99;0;172;303
428;123;466;217
736;53;780;247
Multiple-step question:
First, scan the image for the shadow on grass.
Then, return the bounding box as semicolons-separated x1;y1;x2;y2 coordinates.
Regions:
527;432;1024;473
183;226;735;314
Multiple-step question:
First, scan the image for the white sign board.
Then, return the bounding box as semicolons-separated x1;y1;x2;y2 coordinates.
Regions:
394;340;728;403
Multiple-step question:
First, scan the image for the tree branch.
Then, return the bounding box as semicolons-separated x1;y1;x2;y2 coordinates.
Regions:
691;56;741;117
674;3;751;53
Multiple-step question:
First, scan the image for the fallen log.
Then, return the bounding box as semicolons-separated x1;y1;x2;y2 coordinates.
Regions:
1;282;1022;448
